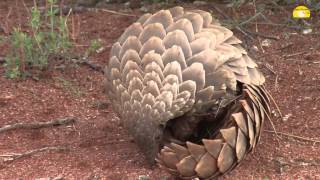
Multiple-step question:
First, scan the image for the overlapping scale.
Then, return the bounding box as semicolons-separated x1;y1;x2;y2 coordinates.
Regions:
110;42;121;58
168;6;184;19
118;23;143;45
143;10;173;28
190;10;213;27
105;6;270;180
162;45;187;70
167;18;195;42
119;36;142;60
139;36;165;58
179;12;204;33
190;38;211;55
156;85;270;179
139;23;166;44
163;30;192;58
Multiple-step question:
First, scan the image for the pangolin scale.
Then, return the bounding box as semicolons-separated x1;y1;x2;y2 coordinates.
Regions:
104;6;271;179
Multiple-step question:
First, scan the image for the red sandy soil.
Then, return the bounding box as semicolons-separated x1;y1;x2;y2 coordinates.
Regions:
0;0;319;179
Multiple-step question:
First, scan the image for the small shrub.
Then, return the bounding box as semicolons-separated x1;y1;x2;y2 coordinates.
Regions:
3;0;72;78
84;39;102;58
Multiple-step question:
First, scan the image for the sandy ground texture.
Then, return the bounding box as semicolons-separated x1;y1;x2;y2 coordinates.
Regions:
0;0;319;179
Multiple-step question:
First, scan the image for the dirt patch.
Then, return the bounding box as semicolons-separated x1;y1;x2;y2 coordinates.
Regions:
0;1;319;179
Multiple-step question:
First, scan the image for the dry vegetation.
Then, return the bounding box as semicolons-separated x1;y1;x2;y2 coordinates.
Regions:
0;0;319;179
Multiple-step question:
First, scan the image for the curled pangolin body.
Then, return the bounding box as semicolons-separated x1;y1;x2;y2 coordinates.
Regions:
104;6;270;179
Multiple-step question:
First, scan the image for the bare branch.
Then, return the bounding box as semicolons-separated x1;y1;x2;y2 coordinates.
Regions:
242;28;280;40
0;117;77;134
38;6;137;17
70;58;104;74
211;5;280;41
265;130;320;144
283;51;308;58
99;8;137;17
0;146;69;162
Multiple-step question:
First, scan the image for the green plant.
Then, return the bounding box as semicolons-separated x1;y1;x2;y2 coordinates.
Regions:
84;39;102;58
4;0;72;78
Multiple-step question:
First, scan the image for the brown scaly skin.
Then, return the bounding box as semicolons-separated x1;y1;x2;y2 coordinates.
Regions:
104;6;270;179
156;84;270;179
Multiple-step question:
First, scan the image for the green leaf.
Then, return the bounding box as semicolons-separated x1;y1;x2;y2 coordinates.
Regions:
30;7;41;30
53;8;59;15
263;176;270;180
47;0;57;4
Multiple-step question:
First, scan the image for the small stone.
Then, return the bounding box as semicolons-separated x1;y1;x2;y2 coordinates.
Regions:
271;110;279;117
138;175;150;180
299;70;303;76
251;45;259;52
124;1;130;8
302;28;312;34
52;177;64;180
140;6;149;13
193;1;207;5
261;39;271;47
282;113;292;122
284;144;290;148
304;97;312;101
130;0;141;9
87;174;101;180
96;47;105;54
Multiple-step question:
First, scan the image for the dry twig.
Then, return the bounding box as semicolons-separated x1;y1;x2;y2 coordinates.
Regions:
265;89;283;118
0;117;76;134
71;12;81;40
263;107;281;141
0;146;69;162
276;42;294;51
264;63;276;75
265;130;320;144
242;28;280;40
238;11;263;26
212;6;254;40
99;8;137;17
21;0;31;15
283;51;308;58
256;43;294;59
38;6;136;17
81;60;104;73
273;156;320;169
211;5;279;41
274;75;279;91
2;7;12;34
252;0;265;53
71;58;104;74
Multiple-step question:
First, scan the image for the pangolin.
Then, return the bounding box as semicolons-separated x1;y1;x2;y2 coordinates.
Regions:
104;6;271;179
